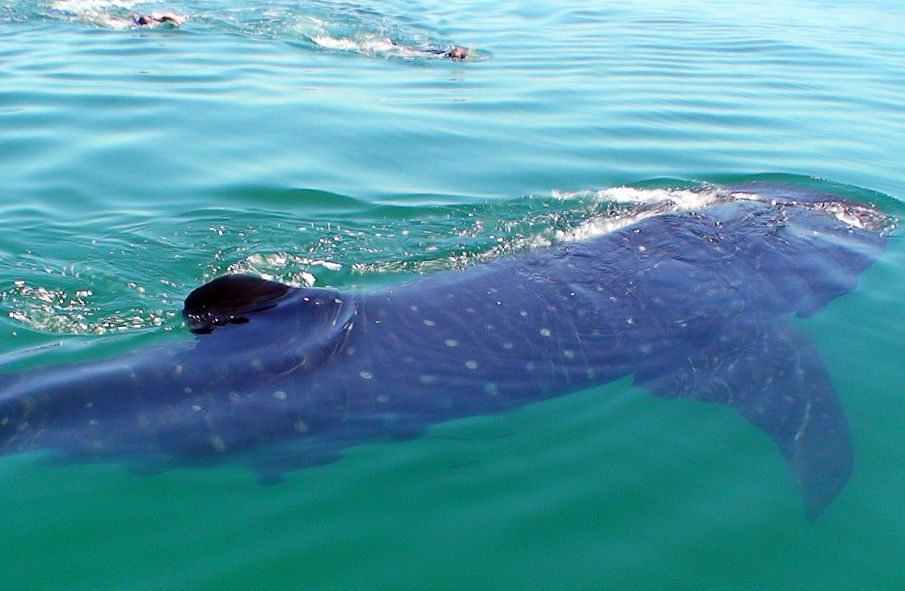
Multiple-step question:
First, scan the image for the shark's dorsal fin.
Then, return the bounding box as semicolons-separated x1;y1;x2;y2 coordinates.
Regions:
182;274;293;334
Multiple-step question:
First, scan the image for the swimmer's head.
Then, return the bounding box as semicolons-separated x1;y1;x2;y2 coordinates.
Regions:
446;46;467;60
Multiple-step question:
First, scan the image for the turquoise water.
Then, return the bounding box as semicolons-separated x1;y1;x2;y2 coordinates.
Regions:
1;0;905;588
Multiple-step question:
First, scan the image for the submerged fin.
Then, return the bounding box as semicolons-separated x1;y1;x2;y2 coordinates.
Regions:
634;318;852;519
182;274;293;334
253;449;344;484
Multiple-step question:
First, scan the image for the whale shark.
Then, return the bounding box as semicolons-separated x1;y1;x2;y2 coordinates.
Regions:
0;182;892;517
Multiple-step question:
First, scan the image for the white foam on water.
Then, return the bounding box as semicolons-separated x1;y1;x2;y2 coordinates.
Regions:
223;253;344;287
50;0;141;12
307;32;438;59
309;34;395;55
49;0;145;28
553;186;724;209
549;186;726;244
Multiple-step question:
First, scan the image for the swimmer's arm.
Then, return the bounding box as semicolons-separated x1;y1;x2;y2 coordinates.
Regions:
151;12;184;25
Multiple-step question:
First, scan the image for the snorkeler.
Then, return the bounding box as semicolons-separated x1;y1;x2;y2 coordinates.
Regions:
130;12;184;26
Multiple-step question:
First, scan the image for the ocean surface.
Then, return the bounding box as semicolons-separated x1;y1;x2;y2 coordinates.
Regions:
1;0;904;589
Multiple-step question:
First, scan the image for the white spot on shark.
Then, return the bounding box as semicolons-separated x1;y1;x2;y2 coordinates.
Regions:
209;435;227;453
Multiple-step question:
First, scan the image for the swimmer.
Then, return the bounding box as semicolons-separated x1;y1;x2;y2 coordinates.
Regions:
130;12;184;26
381;37;468;60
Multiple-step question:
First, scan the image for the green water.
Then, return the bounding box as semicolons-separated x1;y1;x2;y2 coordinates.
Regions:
1;0;904;589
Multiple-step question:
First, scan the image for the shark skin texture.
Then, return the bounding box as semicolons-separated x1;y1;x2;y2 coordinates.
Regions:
0;183;893;518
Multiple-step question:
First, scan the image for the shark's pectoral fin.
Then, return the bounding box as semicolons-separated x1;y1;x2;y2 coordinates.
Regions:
634;318;852;518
